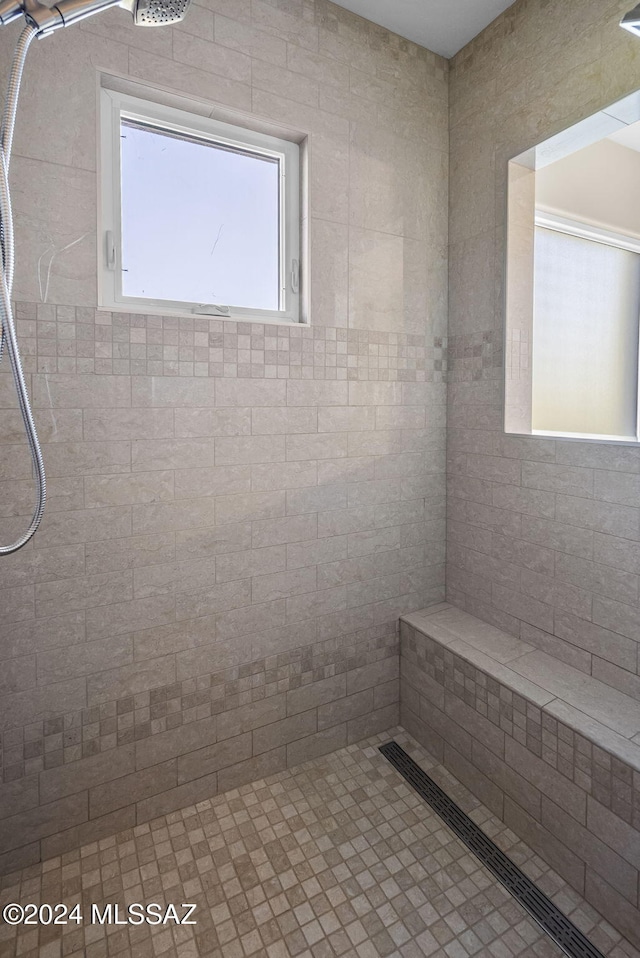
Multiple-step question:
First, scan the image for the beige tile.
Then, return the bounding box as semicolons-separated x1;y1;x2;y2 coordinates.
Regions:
132;498;214;535
36;634;132;685
252;515;317;549
35;570;132;618
347;657;399;695
251;406;317;435
84;408;174;441
84;471;174;508
34;506;132;548
3;611;85;659
43;440;131;477
132;376;216;407
286;535;347;569
251;566;316;603
41;805;136;860
0;776;39;821
253;709;317;754
215;598;285;640
593;595;640;644
85;594;175;640
217;694;286;741
132;437;216;471
286;585;346;621
173;32;251;82
585;871;640;950
511;650;640;738
216;545;285;582
86;652;175;704
286;483;347;516
252;460;318;492
128;48;251;110
40;745;135;804
541;796;638;903
215;434;285;465
215;491;285;525
445;694;505;759
216;746;286;792
347;702;398;743
214;14;286;66
472;739;542;821
216;378;286;407
317;688;372;730
33;374;130;409
287;674;346;716
174;406;251;438
587;796;640;871
175;634;251;680
349;228;404;332
0;678;86;731
286;380;349;407
0;792;87;855
445;743;504;817
84;534;173;576
310;219;349;324
136;770;219;823
136;715;218;770
504;795;586;893
177;732;252;784
286;432;348;461
175;522;252;560
286;724;347;766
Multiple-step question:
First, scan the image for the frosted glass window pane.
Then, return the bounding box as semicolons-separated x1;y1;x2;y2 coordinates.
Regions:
532;227;640;438
120;121;280;310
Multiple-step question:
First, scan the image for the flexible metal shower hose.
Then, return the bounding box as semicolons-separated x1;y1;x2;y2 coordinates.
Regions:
0;23;46;554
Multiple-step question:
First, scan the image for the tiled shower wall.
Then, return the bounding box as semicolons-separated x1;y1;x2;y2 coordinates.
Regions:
0;0;448;871
447;0;640;696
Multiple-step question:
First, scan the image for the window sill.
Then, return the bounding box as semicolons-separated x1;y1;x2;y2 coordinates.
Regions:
504;428;640;447
97;303;308;327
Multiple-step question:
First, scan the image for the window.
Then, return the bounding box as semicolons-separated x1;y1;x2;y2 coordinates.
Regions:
505;89;640;443
100;89;302;323
532;215;640;441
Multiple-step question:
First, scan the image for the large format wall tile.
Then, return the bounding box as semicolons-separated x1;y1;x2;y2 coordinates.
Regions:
0;0;448;871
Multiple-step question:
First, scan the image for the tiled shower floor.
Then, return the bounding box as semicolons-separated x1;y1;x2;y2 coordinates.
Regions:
1;729;638;958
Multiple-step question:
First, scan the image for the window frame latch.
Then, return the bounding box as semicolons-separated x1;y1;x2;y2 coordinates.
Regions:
105;230;116;271
291;258;300;294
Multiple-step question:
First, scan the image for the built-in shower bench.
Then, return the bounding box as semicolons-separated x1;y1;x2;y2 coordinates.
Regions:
399;603;640;948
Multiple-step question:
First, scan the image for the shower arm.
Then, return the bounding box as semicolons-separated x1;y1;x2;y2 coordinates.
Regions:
0;0;125;33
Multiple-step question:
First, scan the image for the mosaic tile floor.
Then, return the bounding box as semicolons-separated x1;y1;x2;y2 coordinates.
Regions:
1;728;639;958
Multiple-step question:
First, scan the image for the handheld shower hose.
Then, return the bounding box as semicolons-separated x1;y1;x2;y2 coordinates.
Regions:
0;0;191;555
0;23;45;555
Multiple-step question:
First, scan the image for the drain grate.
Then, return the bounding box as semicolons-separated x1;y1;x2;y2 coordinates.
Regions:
379;741;605;958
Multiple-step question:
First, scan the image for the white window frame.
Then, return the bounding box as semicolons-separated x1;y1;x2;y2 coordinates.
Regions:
532;210;640;443
99;88;302;324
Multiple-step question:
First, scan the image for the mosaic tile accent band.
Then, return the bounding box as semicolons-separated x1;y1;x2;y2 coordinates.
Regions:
447;330;503;383
13;303;448;383
0;629;398;786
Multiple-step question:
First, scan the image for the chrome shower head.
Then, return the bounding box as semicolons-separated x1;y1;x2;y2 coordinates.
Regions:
621;3;640;37
0;0;191;33
130;0;190;25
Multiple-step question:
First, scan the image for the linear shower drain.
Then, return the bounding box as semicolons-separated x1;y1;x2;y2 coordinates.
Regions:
379;741;604;958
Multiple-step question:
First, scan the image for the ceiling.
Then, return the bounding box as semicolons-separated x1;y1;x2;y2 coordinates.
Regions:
332;0;519;59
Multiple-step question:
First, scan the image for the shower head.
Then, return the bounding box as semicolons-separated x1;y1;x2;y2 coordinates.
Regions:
621;3;640;37
0;0;190;33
